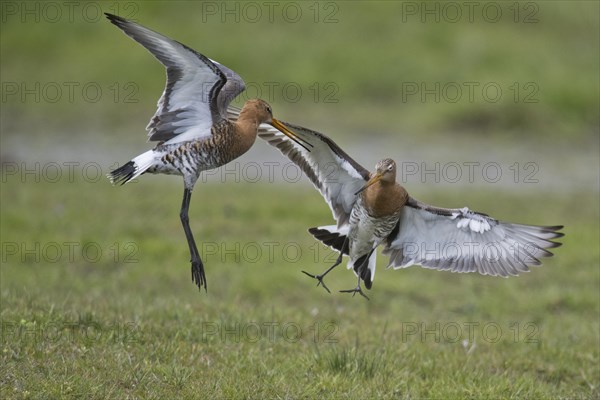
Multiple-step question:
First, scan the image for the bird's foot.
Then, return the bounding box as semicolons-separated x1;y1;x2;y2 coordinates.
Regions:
339;285;370;300
301;270;331;293
191;258;207;292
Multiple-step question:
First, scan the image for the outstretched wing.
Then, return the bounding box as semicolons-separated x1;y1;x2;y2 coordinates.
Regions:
106;13;245;144
228;107;369;226
383;197;564;277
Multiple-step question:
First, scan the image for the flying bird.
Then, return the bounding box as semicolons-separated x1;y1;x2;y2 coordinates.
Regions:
105;13;311;291
228;110;564;299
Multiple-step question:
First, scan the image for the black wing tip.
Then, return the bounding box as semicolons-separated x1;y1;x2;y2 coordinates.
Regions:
508;223;565;242
539;225;564;233
541;225;565;240
105;13;138;33
105;13;133;34
105;12;126;24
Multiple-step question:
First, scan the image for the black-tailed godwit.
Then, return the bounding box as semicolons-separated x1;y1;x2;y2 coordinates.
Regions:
234;116;563;299
106;14;310;291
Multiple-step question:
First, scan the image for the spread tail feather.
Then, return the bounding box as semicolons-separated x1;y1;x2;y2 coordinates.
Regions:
309;225;376;289
108;150;155;185
348;251;376;289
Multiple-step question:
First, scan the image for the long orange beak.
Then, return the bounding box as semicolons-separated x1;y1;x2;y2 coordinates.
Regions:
355;173;383;195
270;119;313;152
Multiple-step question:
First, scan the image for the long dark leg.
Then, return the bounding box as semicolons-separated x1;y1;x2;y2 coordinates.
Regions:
340;249;374;300
180;187;206;291
302;237;348;293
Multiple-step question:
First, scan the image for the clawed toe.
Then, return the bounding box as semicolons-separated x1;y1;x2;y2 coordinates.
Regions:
339;286;369;300
191;259;207;292
301;270;316;279
301;270;331;293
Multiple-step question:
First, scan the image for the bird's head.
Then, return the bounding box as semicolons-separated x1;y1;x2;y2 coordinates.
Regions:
374;158;397;182
355;158;397;195
246;98;274;124
244;98;312;152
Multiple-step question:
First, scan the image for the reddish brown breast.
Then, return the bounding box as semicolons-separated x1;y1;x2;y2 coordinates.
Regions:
363;181;408;218
232;105;261;158
232;119;258;157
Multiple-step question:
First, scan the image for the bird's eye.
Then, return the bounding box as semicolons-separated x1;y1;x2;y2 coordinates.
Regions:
266;106;272;114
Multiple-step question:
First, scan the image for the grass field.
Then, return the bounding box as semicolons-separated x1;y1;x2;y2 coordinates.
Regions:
1;0;599;398
1;175;598;398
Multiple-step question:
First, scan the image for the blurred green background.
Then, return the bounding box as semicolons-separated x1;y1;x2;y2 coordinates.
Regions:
1;1;598;156
1;1;599;398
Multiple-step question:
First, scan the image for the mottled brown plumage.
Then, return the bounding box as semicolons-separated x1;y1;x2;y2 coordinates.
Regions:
253;122;563;300
105;14;310;291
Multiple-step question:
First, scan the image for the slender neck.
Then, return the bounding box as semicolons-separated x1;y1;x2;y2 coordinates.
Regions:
362;179;394;201
232;105;260;154
236;105;261;137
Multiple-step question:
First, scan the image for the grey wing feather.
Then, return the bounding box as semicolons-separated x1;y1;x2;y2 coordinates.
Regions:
228;106;369;226
383;196;564;277
106;13;245;144
210;59;246;119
